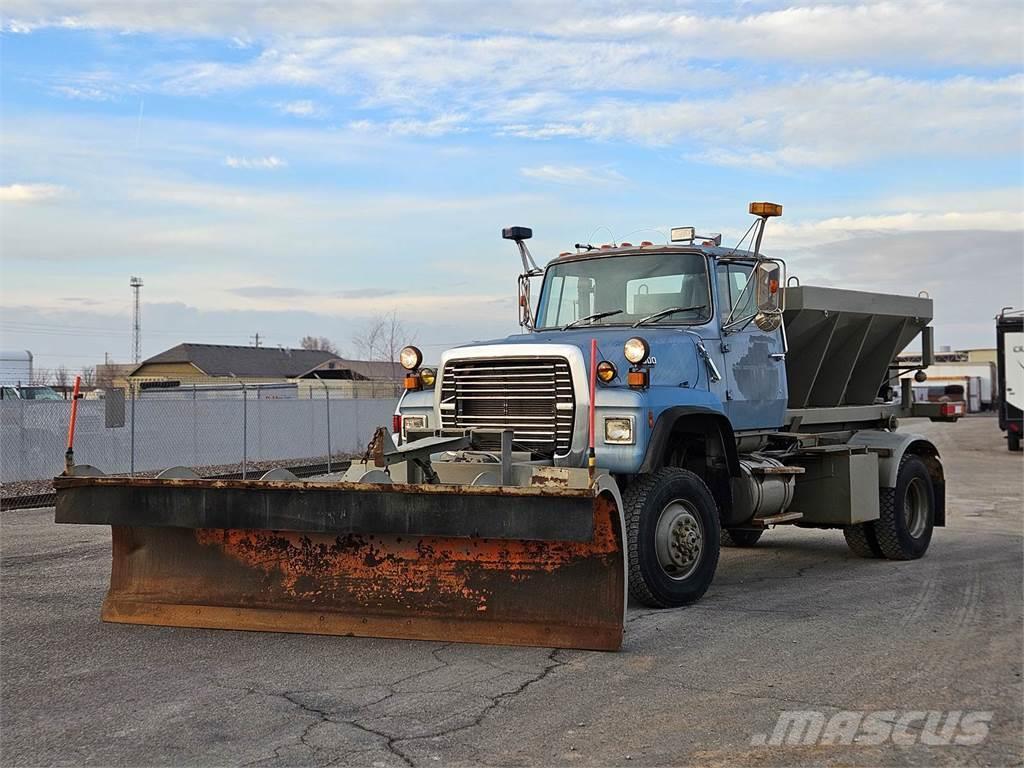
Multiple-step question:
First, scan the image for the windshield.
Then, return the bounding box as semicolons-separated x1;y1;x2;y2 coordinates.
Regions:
18;386;62;400
535;252;711;330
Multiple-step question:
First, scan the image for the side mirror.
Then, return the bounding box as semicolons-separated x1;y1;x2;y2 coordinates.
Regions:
753;260;784;332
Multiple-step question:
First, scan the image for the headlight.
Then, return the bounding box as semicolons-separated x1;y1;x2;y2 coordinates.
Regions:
419;367;436;387
604;416;635;444
402;414;427;437
623;337;650;364
399;345;423;371
596;360;617;382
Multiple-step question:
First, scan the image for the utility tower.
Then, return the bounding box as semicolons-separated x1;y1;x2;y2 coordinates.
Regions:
130;276;143;364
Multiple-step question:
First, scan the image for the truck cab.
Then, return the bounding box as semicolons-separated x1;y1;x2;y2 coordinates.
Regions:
394;203;949;609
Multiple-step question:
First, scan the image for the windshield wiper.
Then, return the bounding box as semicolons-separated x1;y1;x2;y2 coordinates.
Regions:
633;305;707;328
563;309;623;330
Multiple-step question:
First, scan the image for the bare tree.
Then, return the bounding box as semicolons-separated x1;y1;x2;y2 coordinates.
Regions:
80;366;96;387
31;367;52;386
53;366;70;390
352;310;415;380
300;336;339;355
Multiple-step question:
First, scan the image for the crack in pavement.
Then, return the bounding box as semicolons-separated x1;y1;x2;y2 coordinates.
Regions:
384;647;570;761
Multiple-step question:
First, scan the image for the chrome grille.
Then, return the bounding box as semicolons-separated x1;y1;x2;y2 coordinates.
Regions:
439;357;575;456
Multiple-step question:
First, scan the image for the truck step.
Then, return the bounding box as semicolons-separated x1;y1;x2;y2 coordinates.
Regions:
751;511;804;527
749;465;805;475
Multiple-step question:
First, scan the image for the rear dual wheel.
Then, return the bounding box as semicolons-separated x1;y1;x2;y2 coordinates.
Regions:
623;468;721;608
843;455;935;560
721;528;763;547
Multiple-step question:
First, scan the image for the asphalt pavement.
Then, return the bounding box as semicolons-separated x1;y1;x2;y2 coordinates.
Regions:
1;415;1021;766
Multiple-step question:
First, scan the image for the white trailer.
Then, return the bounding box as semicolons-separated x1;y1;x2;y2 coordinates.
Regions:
903;362;995;410
0;350;33;387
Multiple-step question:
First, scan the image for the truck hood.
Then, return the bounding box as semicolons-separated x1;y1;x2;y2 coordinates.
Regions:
444;326;713;390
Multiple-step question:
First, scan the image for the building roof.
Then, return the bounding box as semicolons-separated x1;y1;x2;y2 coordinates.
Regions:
304;358;401;381
134;344;340;379
133;343;402;381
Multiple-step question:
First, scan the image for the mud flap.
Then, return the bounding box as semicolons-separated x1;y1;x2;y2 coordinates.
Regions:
55;475;626;651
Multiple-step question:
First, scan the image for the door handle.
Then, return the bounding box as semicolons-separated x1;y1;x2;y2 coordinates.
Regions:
770;353;786;361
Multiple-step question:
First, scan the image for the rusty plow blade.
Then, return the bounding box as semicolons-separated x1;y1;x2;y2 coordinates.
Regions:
54;475;626;651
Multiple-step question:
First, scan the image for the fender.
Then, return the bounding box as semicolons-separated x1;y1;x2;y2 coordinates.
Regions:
848;430;946;527
639;406;741;477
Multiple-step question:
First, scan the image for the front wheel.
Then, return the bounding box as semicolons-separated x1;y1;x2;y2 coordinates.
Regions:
874;455;935;560
1009;432;1021;452
622;468;721;608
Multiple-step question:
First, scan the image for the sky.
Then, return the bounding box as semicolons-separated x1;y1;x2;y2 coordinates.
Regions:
1;0;1022;374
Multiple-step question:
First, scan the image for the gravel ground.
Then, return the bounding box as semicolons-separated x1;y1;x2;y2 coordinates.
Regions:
1;415;1020;767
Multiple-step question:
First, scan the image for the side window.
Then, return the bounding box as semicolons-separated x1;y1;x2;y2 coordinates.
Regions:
718;263;755;319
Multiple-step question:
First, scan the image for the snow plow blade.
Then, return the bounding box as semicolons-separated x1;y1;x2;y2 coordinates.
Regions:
54;474;626;651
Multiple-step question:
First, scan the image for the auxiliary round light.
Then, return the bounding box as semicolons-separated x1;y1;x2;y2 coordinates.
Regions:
623;337;650;365
399;345;423;371
419;367;437;387
596;360;617;383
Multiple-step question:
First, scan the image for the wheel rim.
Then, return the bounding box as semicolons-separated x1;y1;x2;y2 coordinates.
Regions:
654;499;703;580
904;477;928;538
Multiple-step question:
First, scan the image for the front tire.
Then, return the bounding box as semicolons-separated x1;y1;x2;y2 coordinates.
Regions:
1009;432;1021;452
623;468;721;608
874;455;935;560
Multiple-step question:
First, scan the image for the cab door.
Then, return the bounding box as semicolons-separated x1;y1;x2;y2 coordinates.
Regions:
717;262;787;430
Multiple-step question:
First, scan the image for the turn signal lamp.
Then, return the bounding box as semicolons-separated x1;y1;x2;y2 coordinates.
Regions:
627;370;648;389
749;202;783;217
596;360;617;382
404;374;422;391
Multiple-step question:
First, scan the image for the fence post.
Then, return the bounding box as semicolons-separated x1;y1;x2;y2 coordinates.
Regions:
192;384;198;467
129;382;136;476
325;384;332;473
242;383;248;479
18;396;26;481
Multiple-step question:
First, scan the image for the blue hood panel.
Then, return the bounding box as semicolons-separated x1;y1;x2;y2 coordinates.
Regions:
451;326;716;392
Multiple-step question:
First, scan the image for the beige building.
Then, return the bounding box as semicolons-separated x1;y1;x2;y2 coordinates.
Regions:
128;343;401;397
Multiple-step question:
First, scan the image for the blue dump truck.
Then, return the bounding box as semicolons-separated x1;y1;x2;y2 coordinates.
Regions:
55;203;961;651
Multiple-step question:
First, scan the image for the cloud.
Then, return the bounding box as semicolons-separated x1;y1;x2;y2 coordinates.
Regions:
349;113;467;137
0;183;69;203
230;285;402;300
777;229;1024;348
51;85;116;101
570;73;1024;168
335;288;402;299
520;165;626;186
229;286;313;299
275;99;324;118
223;155;287;169
5;2;1019;68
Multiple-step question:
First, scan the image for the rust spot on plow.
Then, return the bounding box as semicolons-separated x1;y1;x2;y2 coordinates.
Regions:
194;493;620;610
99;493;625;650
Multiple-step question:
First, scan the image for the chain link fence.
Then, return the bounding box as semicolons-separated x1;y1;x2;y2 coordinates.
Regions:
0;383;398;484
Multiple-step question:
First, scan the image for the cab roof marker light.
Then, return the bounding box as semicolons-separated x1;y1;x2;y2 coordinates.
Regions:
670;227;696;243
749;202;783;218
